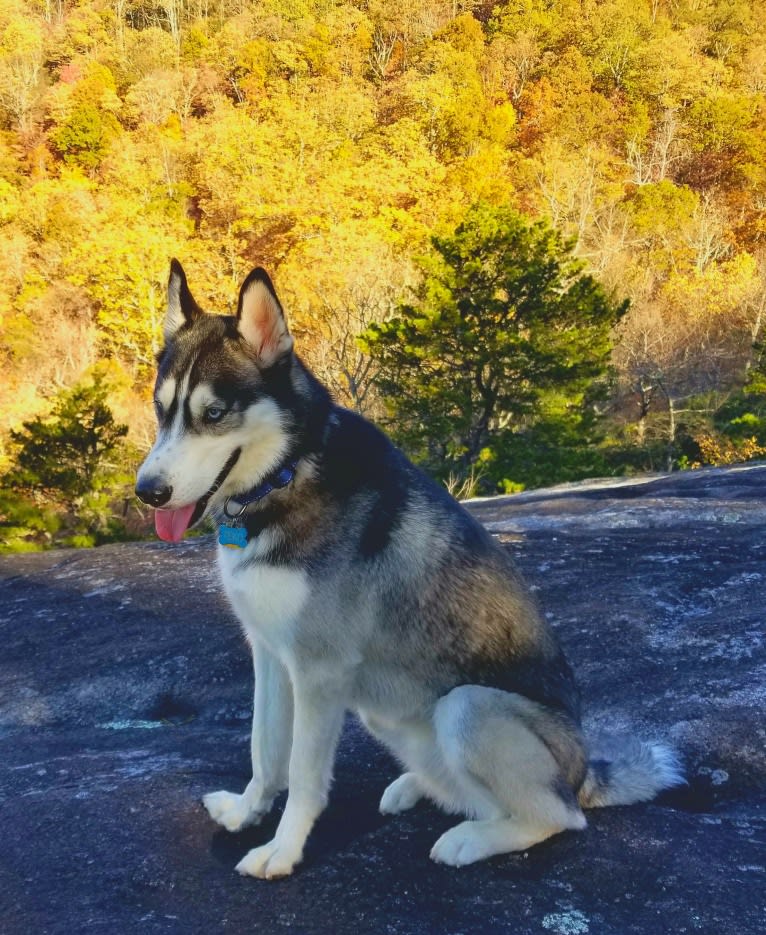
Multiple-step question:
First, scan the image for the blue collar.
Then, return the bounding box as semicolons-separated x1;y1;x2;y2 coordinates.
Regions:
218;458;298;550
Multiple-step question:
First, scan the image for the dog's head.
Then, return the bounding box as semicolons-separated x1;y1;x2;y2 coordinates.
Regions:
135;261;301;541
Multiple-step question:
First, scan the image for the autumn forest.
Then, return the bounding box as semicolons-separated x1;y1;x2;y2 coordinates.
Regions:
1;0;765;549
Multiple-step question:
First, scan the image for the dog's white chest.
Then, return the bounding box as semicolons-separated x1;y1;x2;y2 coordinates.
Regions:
218;546;309;644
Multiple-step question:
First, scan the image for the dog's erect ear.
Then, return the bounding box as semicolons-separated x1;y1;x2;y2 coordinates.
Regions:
236;268;293;367
164;259;202;342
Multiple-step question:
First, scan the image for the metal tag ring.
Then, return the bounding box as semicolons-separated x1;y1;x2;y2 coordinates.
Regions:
223;497;248;520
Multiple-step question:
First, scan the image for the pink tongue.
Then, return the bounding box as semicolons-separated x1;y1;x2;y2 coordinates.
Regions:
154;503;198;542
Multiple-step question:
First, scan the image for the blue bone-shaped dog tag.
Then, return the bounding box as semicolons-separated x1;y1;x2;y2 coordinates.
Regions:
219;525;248;549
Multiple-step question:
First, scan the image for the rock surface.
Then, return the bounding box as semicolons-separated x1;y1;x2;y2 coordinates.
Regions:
1;464;764;935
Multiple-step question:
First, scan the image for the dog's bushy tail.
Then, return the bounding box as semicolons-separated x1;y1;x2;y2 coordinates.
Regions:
578;737;684;809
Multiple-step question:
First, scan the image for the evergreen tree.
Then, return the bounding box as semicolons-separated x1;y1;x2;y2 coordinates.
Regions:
7;374;128;505
362;203;628;492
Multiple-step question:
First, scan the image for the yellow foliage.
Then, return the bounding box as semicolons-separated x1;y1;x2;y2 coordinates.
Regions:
0;174;18;221
662;253;759;320
692;434;766;468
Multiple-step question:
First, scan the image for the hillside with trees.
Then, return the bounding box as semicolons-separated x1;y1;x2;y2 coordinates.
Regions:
0;0;764;549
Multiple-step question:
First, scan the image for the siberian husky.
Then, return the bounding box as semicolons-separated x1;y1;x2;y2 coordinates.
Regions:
135;261;683;879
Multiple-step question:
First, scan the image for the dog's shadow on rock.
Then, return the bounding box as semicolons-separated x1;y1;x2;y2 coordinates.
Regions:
656;773;721;813
207;786;391;870
208;805;281;866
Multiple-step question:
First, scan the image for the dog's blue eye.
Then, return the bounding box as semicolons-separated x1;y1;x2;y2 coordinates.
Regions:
205;406;225;422
154;399;164;420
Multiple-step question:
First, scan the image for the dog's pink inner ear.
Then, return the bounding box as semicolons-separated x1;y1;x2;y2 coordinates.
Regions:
238;280;293;366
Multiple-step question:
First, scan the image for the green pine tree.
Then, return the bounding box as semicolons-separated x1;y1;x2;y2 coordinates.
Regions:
362;203;628;493
8;374;128;504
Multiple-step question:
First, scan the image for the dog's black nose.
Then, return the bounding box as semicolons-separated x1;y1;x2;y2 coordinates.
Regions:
135;479;173;507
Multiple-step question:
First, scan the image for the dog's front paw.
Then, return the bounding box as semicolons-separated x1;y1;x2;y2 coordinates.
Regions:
202;790;267;832
235;840;300;879
379;772;423;815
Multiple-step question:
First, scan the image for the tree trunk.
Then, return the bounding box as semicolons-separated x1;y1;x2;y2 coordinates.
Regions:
666;398;677;472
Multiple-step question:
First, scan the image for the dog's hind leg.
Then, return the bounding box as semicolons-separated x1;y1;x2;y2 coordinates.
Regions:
379;772;425;814
362;713;458;816
428;685;588;867
361;714;429;815
364;711;503;820
203;640;293;832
